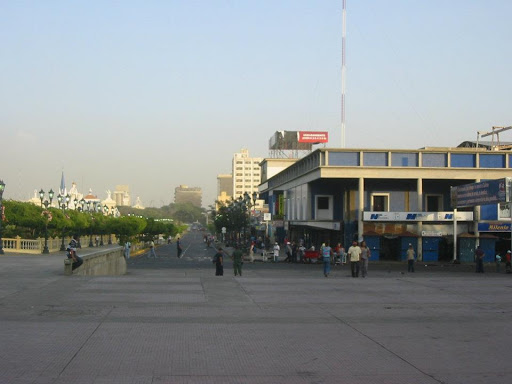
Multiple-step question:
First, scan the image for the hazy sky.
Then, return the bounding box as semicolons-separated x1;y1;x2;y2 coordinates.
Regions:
1;1;510;207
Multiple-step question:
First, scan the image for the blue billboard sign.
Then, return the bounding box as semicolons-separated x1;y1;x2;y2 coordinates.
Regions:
478;222;511;232
451;178;509;208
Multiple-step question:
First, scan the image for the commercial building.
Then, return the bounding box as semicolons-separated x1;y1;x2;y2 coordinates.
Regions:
259;145;512;263
174;185;202;208
232;149;262;207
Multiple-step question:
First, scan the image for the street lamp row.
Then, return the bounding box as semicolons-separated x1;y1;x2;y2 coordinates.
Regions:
0;180;5;255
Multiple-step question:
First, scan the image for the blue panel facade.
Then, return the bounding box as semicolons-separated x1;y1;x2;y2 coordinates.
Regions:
365;236;380;261
451;154;475;168
422;237;440;262
364;152;388;167
392;153;418;167
480;238;497;263
329;152;359;166
480;154;505;168
459;237;476;262
480;204;498;220
422;153;447;167
390;192;406;211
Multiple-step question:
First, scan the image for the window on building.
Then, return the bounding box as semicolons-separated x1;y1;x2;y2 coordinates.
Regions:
372;194;389;211
317;196;329;210
426;195;443;211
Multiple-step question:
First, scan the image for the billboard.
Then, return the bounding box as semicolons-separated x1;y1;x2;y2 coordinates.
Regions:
451;178;510;208
298;131;329;143
268;131;328;150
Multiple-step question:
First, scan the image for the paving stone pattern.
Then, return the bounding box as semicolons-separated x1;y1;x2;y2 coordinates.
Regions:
0;234;511;383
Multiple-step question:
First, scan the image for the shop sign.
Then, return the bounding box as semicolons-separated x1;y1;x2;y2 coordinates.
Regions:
363;211;473;222
421;231;444;237
478;222;512;232
273;220;284;228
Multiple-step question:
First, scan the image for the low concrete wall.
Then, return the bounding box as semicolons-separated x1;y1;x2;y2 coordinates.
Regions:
65;246;126;276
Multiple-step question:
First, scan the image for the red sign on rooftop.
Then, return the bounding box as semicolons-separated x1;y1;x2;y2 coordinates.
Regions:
298;131;328;143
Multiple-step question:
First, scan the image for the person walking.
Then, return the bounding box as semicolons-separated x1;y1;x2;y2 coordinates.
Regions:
506;250;512;274
335;243;346;266
406;244;415;272
321;242;333;277
348;241;361;277
177;237;183;258
213;247;224;276
298;243;306;263
496;253;502;273
249;241;255;263
273;242;280;263
475;246;485;273
232;245;244;276
124;240;131;260
284;242;292;262
360;241;371;277
149;240;157;258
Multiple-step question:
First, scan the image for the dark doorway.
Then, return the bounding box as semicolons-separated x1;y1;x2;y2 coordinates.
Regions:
496;236;511;260
438;237;453;262
380;236;401;261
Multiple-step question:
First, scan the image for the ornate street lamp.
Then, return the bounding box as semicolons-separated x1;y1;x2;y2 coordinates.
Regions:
39;189;54;254
58;193;70;251
0;180;5;255
86;201;94;247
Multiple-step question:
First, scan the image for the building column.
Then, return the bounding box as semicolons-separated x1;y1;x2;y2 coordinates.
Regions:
417;178;423;261
358;177;364;242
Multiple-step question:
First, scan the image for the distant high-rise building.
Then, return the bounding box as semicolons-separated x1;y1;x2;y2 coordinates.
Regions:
232;149;262;202
113;185;131;206
216;174;233;208
174;185;202;208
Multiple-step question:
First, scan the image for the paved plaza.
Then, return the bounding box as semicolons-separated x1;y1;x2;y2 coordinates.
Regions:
1;232;511;383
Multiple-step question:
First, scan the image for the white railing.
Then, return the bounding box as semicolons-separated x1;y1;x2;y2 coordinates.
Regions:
1;235;119;254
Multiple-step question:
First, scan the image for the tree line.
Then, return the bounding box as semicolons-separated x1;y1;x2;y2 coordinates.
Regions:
1;200;192;245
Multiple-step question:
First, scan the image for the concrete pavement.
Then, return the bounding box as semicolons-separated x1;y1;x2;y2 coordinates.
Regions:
1;232;511;383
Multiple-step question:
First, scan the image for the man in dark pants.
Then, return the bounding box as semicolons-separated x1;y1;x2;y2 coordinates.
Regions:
177;237;183;258
475;246;485;273
232;245;243;276
213;247;224;276
347;241;361;278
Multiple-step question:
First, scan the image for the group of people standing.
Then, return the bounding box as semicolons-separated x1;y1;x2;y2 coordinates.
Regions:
321;240;372;278
212;245;243;277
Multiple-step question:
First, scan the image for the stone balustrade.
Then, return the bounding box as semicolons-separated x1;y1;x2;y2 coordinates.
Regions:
65;246;126;276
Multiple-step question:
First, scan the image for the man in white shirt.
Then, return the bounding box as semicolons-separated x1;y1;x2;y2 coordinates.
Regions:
347;241;361;277
273;242;280;263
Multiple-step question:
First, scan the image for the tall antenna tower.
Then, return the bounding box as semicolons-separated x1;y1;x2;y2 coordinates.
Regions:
341;0;347;148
